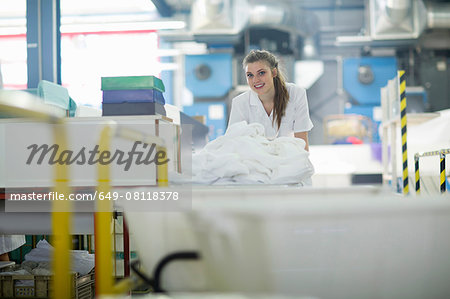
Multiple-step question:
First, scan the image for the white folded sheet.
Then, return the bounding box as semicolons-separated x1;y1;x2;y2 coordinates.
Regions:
192;121;314;185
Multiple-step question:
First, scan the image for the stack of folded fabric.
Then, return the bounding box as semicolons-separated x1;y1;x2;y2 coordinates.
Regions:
37;80;77;117
101;75;166;116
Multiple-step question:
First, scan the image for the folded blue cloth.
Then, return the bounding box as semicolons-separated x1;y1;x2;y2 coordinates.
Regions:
37;80;77;116
38;80;70;110
102;89;165;105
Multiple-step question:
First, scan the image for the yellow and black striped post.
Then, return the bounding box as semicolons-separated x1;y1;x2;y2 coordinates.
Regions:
415;149;449;195
414;153;420;194
440;149;450;193
399;70;409;195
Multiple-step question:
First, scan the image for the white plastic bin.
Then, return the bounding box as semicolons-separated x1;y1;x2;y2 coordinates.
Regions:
189;195;450;298
120;186;391;293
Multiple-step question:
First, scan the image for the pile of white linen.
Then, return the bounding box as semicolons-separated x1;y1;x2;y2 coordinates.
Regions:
192;121;314;185
24;239;94;275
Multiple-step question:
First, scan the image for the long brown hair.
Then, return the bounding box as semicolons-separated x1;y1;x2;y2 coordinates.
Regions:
243;50;289;129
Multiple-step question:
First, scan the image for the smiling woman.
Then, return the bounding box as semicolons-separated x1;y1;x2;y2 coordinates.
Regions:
228;49;313;150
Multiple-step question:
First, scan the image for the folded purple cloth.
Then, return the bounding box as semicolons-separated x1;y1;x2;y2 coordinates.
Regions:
102;89;165;104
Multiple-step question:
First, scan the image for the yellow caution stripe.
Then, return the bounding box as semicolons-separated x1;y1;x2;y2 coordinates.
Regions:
414;154;420;194
441;153;446;193
399;70;409;195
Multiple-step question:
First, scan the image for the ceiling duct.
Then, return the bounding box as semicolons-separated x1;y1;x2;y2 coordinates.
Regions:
371;0;450;38
190;0;250;43
247;1;319;58
338;0;450;45
247;0;319;38
370;0;427;39
189;0;318;46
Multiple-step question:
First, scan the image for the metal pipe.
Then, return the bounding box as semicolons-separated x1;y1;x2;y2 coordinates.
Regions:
426;2;450;29
95;126;115;296
94;122;167;296
0;90;72;299
0;90;61;121
51;124;72;299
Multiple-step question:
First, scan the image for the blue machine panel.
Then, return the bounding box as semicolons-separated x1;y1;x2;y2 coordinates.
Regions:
183;102;227;141
185;53;232;98
343;57;397;106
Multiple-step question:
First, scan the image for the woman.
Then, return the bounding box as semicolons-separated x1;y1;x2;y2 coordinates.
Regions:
228;50;313;150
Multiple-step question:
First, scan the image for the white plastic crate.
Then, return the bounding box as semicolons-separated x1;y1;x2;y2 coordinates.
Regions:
121;186;397;293
189;195;450;298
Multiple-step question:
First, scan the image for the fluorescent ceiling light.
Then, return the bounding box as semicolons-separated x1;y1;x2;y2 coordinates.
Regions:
60;0;156;15
60;21;186;33
0;21;186;36
0;27;26;35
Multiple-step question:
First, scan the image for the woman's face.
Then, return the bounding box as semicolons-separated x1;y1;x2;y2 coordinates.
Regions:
245;60;277;97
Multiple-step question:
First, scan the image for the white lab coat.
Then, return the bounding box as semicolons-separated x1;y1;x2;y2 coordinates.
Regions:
0;235;25;255
228;82;314;139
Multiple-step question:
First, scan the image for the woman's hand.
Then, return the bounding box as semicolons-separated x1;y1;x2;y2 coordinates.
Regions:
294;131;309;151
